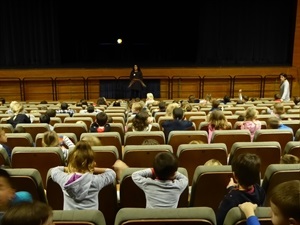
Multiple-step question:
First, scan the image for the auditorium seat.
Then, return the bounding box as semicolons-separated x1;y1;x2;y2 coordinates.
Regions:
223;206;272;225
189;165;233;212
115;207;216;225
6;168;47;203
177;143;228;186
262;164;300;206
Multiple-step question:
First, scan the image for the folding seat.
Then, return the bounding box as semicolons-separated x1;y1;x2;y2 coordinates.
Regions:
115;207;216;225
106;112;125;120
184;111;206;120
0;124;14;133
126;122;160;132
123;144;173;167
154;111;166;123
35;132;77;147
92;146;119;168
189;165;233;213
281;120;300;134
157;116;173;130
49;117;62;126
167;130;209;156
54;123;88;141
64;116;93;129
224;115;239;126
47;169;118;225
295;128;300;141
262;164;300;206
177;143;228;186
223;107;245;114
223;206;272;225
111;117;125;126
80;132;122;159
253;129;294;153
281;114;300;120
256;115;273;123
124;131;166;146
189;116;207;129
283;141;300;158
119;167;189;208
11;146;65;188
15;123;50;140
0;146;11;167
6;133;34;149
229;141;281;177
6;168;47;203
72;113;96;121
55;113;70;122
109;122;125;145
211;130;251;154
53;209;106;225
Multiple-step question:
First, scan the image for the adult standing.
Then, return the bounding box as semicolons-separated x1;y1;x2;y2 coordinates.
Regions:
128;64;146;100
279;73;290;102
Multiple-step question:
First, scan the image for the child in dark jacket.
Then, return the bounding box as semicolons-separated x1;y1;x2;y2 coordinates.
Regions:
216;153;265;225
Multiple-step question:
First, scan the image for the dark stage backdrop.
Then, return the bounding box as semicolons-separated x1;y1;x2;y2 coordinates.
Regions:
100;79;160;100
0;1;297;68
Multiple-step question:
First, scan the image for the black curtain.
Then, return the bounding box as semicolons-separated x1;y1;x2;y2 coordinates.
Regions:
0;1;297;68
100;79;160;100
0;0;60;67
196;1;297;66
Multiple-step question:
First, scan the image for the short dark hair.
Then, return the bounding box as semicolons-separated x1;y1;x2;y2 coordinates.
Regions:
231;153;261;187
96;112;108;126
0;168;13;188
270;180;300;221
60;102;69;110
0;97;6;104
173;107;184;120
153;152;178;180
39;114;50;124
46;109;56;117
87;105;95;113
279;73;288;79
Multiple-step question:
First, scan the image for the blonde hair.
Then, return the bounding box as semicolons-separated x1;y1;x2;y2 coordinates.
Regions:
244;107;258;120
189;140;204;144
273;103;285;115
11;101;24;114
81;135;102;146
204;159;222;166
208;110;230;129
166;103;179;117
67;140;95;173
42;130;59;147
147;93;154;100
280;154;300;164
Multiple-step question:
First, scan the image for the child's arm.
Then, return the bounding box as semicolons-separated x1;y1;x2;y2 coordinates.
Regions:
132;168;154;187
93;167;111;174
62;135;75;148
239;202;260;225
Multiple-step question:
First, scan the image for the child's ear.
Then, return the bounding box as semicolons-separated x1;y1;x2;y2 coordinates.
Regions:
289;218;299;225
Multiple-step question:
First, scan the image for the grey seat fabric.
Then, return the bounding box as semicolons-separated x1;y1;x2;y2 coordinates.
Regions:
115;207;216;225
5;168;47;203
262;164;300;206
53;209;106;225
223;206;272;225
283;141;300;158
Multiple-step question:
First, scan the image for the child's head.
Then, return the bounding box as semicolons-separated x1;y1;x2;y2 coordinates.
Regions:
132;111;149;131
267;117;282;129
0;127;7;144
13;126;26;133
11;102;24;114
231;153;261;187
39;114;50;124
273;103;285;115
204;159;222;166
142;139;159;145
0;169;15;211
60;102;69;110
95;112;108;126
244;107;258;121
274;93;281;100
153;152;178;180
280;154;300;164
269;180;300;225
208;110;229;129
87;105;95;113
81;135;102;146
46;109;56;117
42;131;59;147
1;201;53;225
67;140;95;173
189;140;204;144
172;107;184;120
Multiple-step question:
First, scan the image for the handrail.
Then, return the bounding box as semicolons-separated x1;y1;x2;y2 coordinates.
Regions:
23;77;55;101
54;77;86;101
0;77;23;101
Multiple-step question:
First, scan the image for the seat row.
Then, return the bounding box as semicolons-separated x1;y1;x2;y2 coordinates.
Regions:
4;163;299;225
